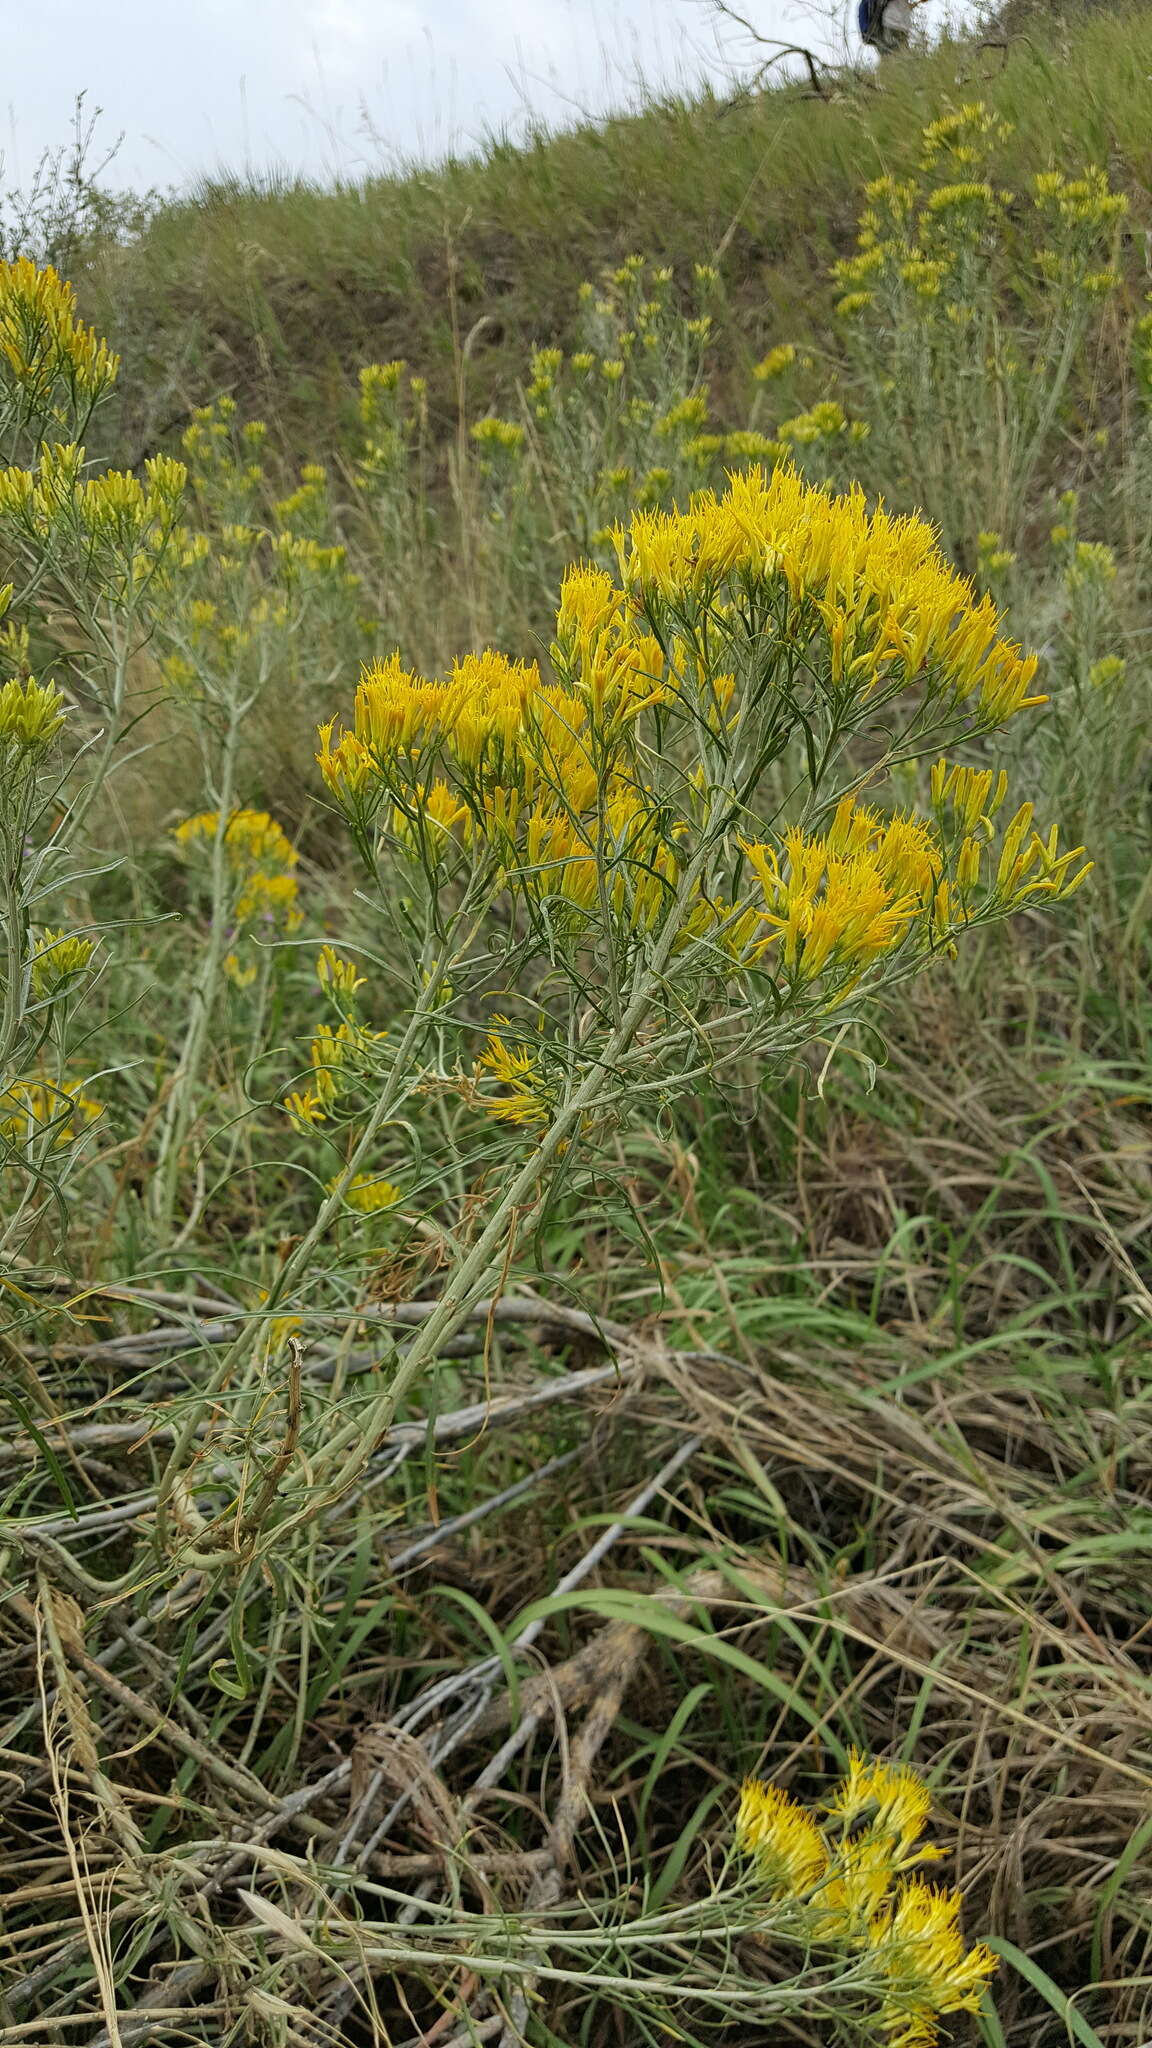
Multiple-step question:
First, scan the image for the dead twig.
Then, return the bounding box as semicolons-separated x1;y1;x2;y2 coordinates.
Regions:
705;0;833;104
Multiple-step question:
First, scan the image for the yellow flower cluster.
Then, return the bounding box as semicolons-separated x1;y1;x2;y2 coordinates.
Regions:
0;675;66;753
753;343;797;381
328;1170;403;1214
527;347;564;410
0;258;119;414
357;361;426;486
271;530;350;582
720;429;784;463
930;761;1090;913
274;462;329;531
922;180;997;215
284;952;386;1130
657;394;710;437
174;808;302;928
977;529;1015;578
475;1021;550;1126
611;465;1041;722
284;1012;388;1130
319;567;666;839
317;462;1082;1033
919;102;1010;171
31;929;96;1000
316;945;367;998
833;106;1124;351
0;443;186;576
740;799;943;983
737;1755;997;2046
0;1074;103;1150
471;416;526;454
360;359;407;411
1033;166;1128;227
1089;654;1125;691
1064;539;1116;591
778;400;866;447
182;399;265;506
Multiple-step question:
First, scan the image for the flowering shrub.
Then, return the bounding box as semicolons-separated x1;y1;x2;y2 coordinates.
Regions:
826;105;1128;553
0;261;184;1253
284;459;1087;1516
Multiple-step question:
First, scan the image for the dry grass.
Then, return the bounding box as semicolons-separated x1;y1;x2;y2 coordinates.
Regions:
3;948;1151;2042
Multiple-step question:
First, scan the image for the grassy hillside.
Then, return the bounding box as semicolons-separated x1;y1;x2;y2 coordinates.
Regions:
79;7;1152;469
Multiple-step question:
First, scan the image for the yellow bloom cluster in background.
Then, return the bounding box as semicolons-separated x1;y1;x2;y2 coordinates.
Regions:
919;101;1010;168
778;399;865;449
0;442;186;592
833;105;1126;336
471;415;526;456
1033;165;1128;228
0;257;119;420
0;1074;103;1151
326;1169;403;1214
355;359;427;492
737;1757;997;2046
175;808;302;936
753;343;798;381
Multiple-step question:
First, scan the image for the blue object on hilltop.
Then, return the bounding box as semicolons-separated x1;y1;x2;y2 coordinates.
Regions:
859;0;913;48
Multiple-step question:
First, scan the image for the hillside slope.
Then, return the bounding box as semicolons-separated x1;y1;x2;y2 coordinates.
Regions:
78;6;1152;469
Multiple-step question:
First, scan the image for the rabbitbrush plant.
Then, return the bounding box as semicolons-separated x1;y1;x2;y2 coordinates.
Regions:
213;459;1094;1533
0;236;1112;2047
0;257;183;1262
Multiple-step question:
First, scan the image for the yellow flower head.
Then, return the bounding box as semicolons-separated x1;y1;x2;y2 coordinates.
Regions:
471;415;525;453
223;951;259;988
610;465;1041;727
724;430;784;463
0;675;66;752
742;802;941;983
331;1171;403;1214
555;563;623;651
0;257;120;411
1;1074;103;1150
284;1087;327;1130
317;945;367;997
656;393;710;436
828;1752;937;1868
752;343;796;381
31;929;96;999
475;1020;549;1126
871;1881;998;2045
736;1779;828;1898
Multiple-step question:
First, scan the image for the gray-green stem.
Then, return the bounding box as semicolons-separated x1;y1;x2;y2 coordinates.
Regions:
151;910;485;1550
274;784;737;1518
149;695;247;1238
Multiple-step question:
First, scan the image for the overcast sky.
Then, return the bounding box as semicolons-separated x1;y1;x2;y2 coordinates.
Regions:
5;0;883;196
